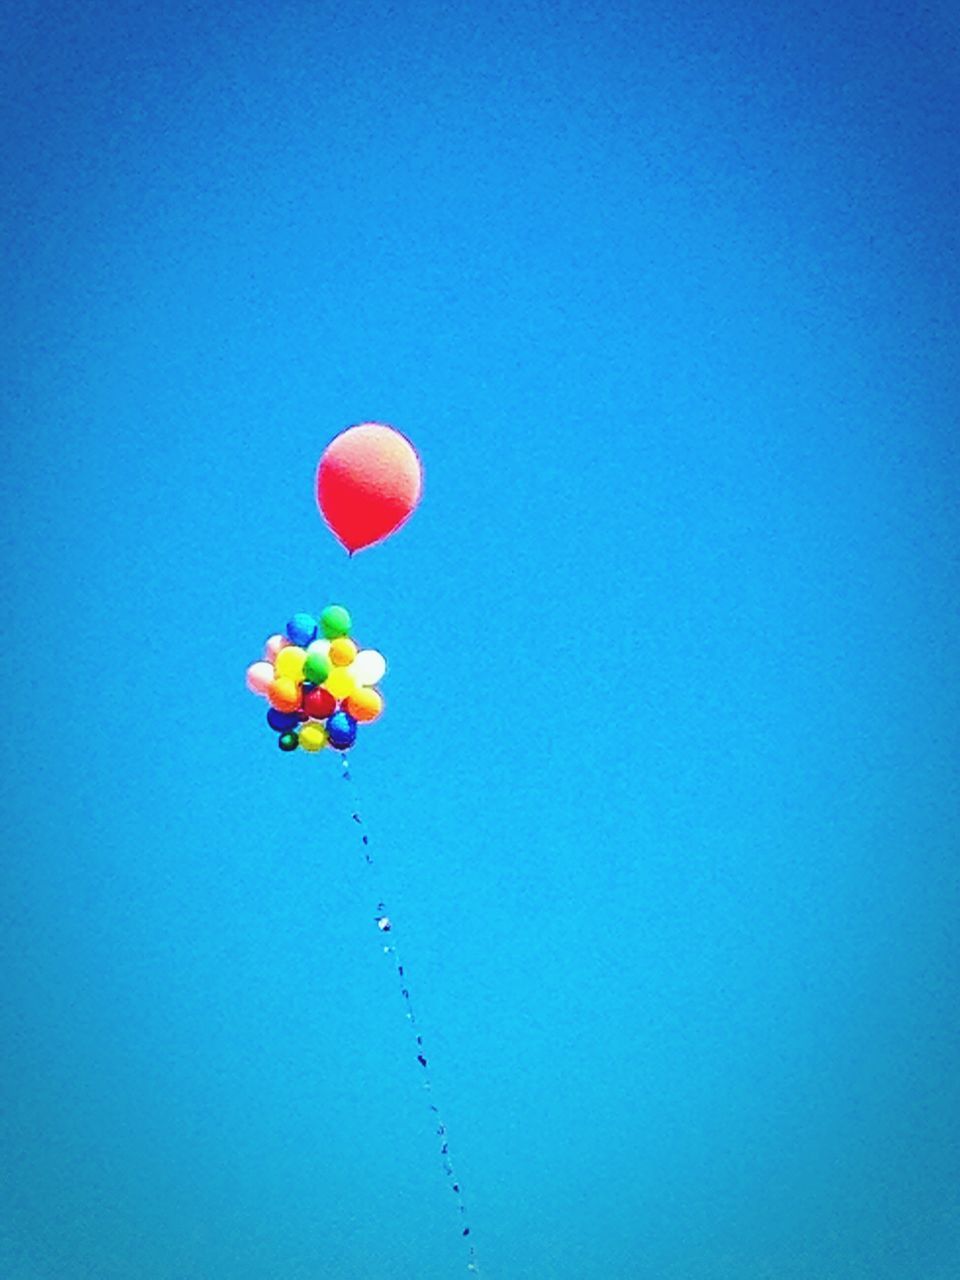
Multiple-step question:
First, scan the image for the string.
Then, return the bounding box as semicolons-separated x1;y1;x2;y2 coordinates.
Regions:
340;752;481;1275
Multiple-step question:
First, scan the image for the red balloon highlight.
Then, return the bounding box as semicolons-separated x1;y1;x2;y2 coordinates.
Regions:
317;423;422;553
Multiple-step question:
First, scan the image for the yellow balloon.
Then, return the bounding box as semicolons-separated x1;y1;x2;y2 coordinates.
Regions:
324;668;357;701
299;722;328;752
275;645;307;680
345;687;383;723
329;637;358;668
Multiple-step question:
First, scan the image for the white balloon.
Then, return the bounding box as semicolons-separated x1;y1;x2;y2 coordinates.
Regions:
350;648;387;687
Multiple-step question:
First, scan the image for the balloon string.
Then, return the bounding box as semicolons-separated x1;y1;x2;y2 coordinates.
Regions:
340;752;481;1276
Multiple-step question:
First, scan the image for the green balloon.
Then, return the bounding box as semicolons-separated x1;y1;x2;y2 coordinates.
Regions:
304;650;330;684
320;604;352;639
278;731;299;752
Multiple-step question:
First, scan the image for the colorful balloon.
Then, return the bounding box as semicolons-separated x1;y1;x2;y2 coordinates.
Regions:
299;722;328;752
329;637;358;668
246;661;274;696
326;710;358;750
302;686;336;720
304;647;331;684
286;613;318;646
317;423;423;554
264;634;288;661
345;687;383;723
278;731;299;752
267;708;300;732
349;648;387;687
320;605;352;640
275;645;307;680
267;676;300;712
324;668;357;701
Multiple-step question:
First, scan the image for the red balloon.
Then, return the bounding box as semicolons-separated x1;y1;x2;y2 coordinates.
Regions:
302;686;336;720
317;423;423;553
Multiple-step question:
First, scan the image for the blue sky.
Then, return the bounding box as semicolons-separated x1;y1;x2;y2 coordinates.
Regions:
2;2;959;1277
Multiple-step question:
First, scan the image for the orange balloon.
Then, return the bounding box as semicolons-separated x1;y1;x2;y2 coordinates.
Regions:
328;637;358;667
267;676;300;712
317;423;422;553
345;687;383;723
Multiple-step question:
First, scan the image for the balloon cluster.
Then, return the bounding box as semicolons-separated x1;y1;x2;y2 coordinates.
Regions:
245;605;385;753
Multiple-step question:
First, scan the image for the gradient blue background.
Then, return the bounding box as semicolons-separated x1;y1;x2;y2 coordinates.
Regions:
2;2;958;1277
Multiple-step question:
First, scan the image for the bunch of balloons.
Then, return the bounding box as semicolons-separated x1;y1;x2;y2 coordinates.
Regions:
245;605;386;753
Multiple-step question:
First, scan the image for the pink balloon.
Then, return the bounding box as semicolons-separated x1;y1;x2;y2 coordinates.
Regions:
246;661;274;696
264;634;288;662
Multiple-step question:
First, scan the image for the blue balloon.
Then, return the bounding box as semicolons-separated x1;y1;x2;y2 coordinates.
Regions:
286;612;318;646
326;710;357;751
267;708;300;732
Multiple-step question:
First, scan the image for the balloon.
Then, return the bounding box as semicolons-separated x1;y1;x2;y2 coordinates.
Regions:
304;647;330;684
246;661;274;696
278;731;299;752
268;676;300;711
267;708;300;732
326;710;357;750
264;634;288;661
349;648;387;687
317;423;422;553
329;637;358;668
299;722;328;752
302;686;336;720
324;668;357;701
320;605;352;640
286;613;318;647
274;645;307;680
345;687;383;723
